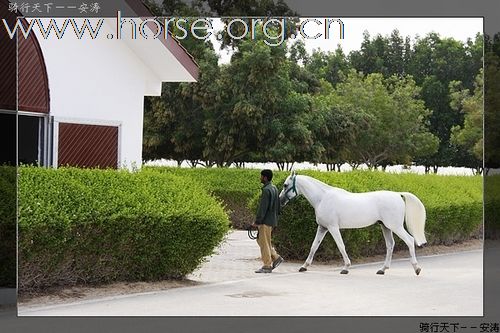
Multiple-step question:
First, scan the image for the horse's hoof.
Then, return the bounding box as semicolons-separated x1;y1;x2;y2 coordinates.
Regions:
376;270;385;275
299;267;307;272
340;270;349;274
415;267;421;276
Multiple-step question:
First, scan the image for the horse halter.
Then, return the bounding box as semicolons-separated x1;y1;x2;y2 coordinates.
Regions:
283;175;298;200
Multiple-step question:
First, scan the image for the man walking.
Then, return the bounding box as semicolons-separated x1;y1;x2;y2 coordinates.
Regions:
252;169;284;273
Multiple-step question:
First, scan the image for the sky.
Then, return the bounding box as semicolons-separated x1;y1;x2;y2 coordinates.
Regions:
210;17;483;64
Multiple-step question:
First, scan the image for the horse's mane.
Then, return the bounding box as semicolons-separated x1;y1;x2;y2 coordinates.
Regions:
298;175;348;193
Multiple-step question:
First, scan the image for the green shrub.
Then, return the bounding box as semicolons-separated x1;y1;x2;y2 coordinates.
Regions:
18;167;229;291
145;167;285;229
250;170;482;261
0;166;16;287
139;167;483;260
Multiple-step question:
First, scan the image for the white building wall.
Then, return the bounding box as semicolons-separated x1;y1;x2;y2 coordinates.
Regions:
33;18;176;169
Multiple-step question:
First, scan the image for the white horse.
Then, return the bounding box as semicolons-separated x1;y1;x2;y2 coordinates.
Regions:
278;172;427;275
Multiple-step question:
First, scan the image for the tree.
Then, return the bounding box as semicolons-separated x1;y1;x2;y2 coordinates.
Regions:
288;44;322;94
331;69;438;168
415;75;455;172
387;30;405;76
304;46;351;88
408;33;483;172
202;33;292;166
141;10;482;172
142;20;220;166
311;88;368;171
265;92;323;170
449;71;483;174
349;30;407;78
289;39;308;65
143;51;219;166
386;75;440;164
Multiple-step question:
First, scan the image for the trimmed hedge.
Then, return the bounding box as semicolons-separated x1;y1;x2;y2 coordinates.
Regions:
147;167;483;254
145;167;269;229
250;170;482;261
0;166;16;287
12;165;486;290
18;167;229;291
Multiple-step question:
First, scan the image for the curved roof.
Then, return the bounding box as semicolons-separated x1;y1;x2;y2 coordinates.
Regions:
0;0;50;113
0;0;199;114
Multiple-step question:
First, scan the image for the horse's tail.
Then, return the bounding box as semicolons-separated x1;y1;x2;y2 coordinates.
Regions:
400;192;427;246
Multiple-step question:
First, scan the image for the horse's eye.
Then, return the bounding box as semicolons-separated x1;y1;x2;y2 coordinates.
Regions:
284;184;288;188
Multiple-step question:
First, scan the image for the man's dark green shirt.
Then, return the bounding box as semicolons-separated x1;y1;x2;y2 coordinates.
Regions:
255;181;280;226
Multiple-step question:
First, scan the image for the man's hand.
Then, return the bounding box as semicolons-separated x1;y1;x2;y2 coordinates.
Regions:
250;223;258;229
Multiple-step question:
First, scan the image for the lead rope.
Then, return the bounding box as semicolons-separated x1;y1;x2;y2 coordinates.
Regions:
246;225;258;240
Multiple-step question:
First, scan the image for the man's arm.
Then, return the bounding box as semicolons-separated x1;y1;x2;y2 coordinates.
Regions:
255;188;270;224
273;186;281;215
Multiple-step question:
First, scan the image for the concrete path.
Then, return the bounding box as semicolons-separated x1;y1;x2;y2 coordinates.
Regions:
18;231;483;316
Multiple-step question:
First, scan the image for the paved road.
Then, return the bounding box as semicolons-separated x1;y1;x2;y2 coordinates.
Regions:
18;231;483;316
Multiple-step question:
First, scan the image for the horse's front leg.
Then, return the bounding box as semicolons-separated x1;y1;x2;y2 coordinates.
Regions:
299;225;328;272
327;225;351;274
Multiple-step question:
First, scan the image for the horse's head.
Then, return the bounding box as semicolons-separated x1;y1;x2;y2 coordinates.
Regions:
279;172;299;207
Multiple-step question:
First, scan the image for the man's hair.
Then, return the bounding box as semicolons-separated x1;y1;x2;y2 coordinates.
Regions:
261;169;273;181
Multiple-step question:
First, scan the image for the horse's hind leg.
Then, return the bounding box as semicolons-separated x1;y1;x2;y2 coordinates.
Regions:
299;225;328;272
392;226;421;275
377;223;395;275
327;225;351;274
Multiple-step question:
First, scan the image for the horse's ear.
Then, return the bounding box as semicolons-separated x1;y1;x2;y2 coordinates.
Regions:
291;170;296;176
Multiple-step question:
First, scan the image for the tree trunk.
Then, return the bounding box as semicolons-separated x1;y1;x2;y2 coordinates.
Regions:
200;160;216;168
433;165;439;174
